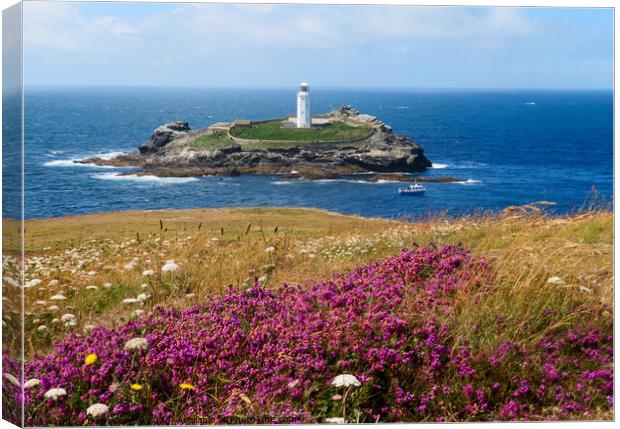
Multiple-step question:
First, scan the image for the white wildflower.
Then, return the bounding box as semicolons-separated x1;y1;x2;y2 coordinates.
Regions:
37;325;48;332
136;293;150;302
85;285;98;291
51;318;60;324
131;309;144;318
24;379;40;388
331;374;361;388
324;417;345;424
35;300;47;305
265;246;276;253
123;262;135;271
161;260;179;273
547;276;566;285
83;324;96;333
142;269;154;276
49;294;67;301
25;279;42;288
60;313;76;322
140;283;149;289
122;298;140;305
123;337;148;351
3;373;20;387
86;403;109;418
103;282;112;289
3;276;19;287
44;387;67;400
579;286;593;294
47;305;59;312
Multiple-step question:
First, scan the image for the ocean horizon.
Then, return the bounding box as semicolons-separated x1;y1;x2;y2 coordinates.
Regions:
3;86;613;219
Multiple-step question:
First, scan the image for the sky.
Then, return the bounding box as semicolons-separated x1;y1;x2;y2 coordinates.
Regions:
22;1;614;89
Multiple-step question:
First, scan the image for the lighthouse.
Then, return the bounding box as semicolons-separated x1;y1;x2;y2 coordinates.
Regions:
296;82;311;128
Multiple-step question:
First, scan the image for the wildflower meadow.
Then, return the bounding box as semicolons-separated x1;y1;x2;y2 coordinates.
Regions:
2;206;614;424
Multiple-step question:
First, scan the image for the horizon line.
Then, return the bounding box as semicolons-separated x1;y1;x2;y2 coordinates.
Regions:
21;84;614;92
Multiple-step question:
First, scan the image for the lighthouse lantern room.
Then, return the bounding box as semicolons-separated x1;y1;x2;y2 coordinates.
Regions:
296;82;311;128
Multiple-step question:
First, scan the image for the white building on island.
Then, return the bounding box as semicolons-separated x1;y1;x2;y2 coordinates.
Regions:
296;82;311;128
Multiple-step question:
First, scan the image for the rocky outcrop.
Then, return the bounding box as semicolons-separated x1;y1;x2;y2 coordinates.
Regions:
138;121;191;154
368;173;466;183
80;107;433;178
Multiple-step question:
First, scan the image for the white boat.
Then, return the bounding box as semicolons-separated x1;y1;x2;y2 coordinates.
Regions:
398;181;426;195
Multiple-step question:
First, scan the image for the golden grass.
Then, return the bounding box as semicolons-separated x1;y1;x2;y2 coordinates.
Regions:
9;205;613;358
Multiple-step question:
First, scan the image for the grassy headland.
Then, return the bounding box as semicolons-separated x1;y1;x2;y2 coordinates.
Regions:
5;205;613;423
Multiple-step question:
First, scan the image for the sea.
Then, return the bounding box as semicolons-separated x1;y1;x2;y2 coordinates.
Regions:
3;87;614;220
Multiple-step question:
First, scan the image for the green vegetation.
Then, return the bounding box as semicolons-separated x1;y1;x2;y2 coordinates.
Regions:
229;120;372;143
188;131;235;149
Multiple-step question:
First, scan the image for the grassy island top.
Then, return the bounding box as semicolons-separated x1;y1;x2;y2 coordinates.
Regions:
229;120;372;142
188;120;375;150
188;131;233;149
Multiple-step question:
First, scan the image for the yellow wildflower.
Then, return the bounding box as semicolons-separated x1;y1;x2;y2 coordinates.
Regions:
130;384;143;391
84;353;98;365
179;383;196;391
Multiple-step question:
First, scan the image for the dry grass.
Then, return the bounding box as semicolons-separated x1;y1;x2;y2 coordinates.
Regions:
5;205;612;359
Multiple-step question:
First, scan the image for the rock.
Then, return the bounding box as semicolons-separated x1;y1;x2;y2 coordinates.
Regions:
368;173;466;183
139;121;191;154
337;105;360;117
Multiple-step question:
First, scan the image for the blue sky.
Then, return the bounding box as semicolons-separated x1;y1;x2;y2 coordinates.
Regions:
23;1;613;89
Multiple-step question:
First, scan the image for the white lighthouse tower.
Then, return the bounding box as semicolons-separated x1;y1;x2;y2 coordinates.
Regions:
296;82;311;128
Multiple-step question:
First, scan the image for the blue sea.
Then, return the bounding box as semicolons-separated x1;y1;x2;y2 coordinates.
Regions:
4;87;614;219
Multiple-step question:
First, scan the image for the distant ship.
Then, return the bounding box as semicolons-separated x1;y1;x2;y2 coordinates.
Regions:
398;182;426;195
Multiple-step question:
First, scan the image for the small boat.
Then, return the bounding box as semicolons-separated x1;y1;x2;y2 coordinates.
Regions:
398;181;426;195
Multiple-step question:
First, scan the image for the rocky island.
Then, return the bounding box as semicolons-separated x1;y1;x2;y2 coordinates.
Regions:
79;105;435;180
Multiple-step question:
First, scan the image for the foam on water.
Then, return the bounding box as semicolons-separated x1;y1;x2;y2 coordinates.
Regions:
454;179;482;185
314;179;377;184
96;151;127;160
374;179;402;184
272;179;382;185
92;172;199;184
430;163;448;169
43;159;117;168
44;151;128;168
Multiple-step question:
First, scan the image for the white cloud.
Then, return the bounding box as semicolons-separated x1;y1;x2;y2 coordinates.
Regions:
23;2;139;52
353;6;535;40
23;3;536;54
